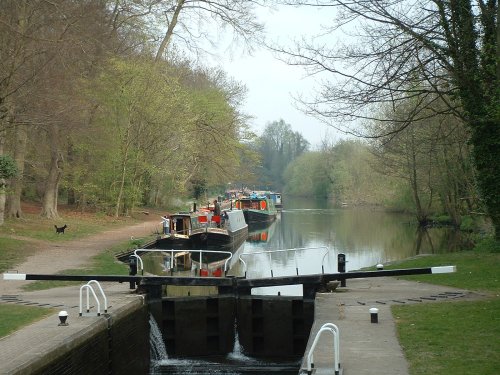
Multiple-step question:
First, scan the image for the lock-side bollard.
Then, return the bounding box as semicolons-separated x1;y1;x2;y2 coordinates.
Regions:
338;253;346;287
129;255;137;289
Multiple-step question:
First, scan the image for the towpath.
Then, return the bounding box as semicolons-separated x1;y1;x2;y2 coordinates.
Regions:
300;277;483;375
0;216;160;295
0;216;162;374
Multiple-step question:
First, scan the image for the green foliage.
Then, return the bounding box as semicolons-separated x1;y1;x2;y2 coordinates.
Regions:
283;140;398;204
470;119;500;240
69;58;247;213
0;155;17;180
474;237;500;253
72;58;240;214
190;178;207;200
257;119;309;190
283;152;327;196
383;184;415;212
459;215;475;231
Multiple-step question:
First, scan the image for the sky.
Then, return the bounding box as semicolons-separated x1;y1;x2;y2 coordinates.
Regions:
204;4;345;148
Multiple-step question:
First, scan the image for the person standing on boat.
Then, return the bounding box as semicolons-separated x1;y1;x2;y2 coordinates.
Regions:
213;200;221;216
162;215;170;235
213;199;222;228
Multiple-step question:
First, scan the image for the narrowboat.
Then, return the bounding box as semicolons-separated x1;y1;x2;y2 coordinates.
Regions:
189;208;248;251
146;212;195;250
235;193;277;226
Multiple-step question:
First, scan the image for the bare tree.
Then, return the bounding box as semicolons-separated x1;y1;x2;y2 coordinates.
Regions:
154;0;266;61
275;0;500;239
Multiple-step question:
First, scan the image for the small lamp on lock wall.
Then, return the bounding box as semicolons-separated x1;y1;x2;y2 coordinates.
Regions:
369;307;379;323
58;310;69;326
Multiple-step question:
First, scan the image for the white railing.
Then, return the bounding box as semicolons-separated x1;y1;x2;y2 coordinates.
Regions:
129;254;144;275
79;280;107;316
239;246;331;278
305;322;341;375
133;248;233;276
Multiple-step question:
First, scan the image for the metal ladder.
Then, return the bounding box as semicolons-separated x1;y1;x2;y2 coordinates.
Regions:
79;280;108;316
304;322;341;375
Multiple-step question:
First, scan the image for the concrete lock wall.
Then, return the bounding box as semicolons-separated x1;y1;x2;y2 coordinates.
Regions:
31;301;150;375
157;295;314;358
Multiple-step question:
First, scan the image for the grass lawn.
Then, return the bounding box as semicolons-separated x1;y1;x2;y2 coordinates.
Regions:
0;237;37;273
394;299;500;375
386;250;500;375
0;305;55;338
0;211;142;243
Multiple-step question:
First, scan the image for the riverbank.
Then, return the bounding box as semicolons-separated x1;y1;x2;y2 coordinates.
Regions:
383;249;500;375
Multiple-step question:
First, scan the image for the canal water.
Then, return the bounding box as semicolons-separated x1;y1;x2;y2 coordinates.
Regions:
149;197;466;374
230;197;465;296
143;197;466;294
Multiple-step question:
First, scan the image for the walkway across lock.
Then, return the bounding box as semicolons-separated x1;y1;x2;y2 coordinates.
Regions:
4;265;456;299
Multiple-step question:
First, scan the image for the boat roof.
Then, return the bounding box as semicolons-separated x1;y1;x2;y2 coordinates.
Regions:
239;193;268;200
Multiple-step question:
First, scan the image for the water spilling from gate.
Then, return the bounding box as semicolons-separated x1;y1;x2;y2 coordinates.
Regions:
150;314;168;373
149;321;299;374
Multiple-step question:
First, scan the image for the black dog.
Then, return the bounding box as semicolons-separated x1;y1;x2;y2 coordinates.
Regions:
54;224;68;234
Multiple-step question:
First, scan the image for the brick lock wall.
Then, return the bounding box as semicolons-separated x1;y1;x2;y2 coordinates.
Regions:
32;302;149;375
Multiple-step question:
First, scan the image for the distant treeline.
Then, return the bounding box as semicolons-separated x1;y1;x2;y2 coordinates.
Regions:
256;117;484;231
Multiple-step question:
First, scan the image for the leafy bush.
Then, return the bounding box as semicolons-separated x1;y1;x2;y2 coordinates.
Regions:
474;237;500;253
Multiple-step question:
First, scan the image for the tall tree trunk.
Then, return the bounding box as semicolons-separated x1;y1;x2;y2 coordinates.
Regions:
40;126;63;219
0;130;6;226
7;123;28;218
155;0;185;61
0;102;14;225
66;141;76;205
114;155;128;218
114;125;131;217
406;130;428;226
471;118;500;240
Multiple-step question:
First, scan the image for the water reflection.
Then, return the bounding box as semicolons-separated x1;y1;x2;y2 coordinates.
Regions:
143;198;465;296
235;198;465;295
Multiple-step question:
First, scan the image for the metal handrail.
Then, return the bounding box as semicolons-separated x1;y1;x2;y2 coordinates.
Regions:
86;280;108;313
133;248;234;276
239;246;330;278
306;322;341;375
79;283;101;316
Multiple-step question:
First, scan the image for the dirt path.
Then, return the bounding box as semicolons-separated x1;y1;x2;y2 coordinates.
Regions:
0;217;160;295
